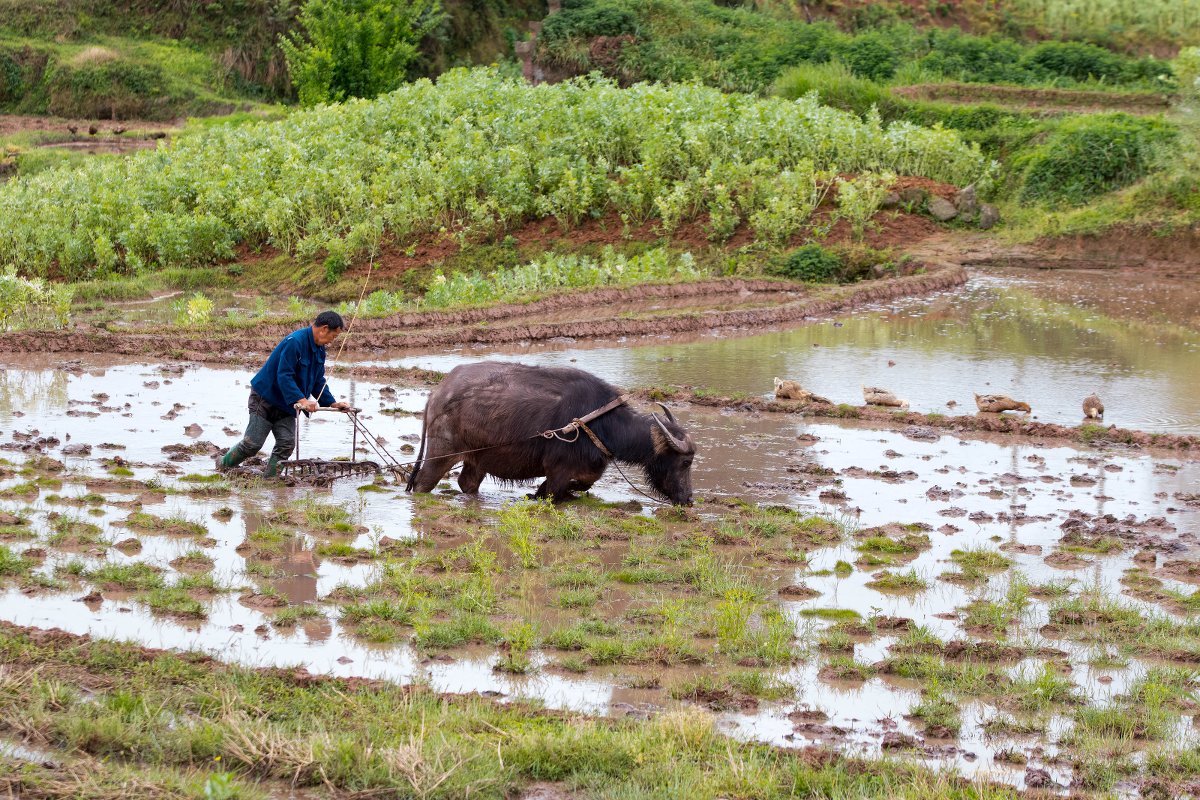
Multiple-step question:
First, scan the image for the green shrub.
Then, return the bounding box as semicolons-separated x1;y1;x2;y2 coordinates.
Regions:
1018;114;1177;205
0;48;23;103
914;30;1026;85
772;245;843;283
46;56;174;119
772;61;895;118
836;30;901;81
280;0;443;106
542;2;638;39
0;267;72;331
1021;40;1127;84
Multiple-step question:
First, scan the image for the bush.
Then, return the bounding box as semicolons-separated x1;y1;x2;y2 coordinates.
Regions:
835;30;902;81
772;244;842;283
540;2;638;39
46;56;173;119
915;31;1026;85
1018;114;1177;205
280;0;443;106
0;267;73;331
772;61;896;118
0;48;23;103
1021;41;1127;84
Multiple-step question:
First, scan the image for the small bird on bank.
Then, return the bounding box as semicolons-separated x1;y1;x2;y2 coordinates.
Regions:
66;125;78;136
863;386;909;409
112;126;126;135
1083;393;1104;419
975;393;1031;413
946;400;958;409
774;377;830;404
87;124;98;136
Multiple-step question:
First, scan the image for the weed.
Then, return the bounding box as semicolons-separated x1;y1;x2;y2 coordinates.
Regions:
86;562;164;591
910;684;961;736
866;569;928;593
271;605;324;629
949;547;1012;572
499;502;541;569
555;588;600;609
415;612;503;650
496;622;538;674
141;586;206;619
0;545;32;578
821;655;876;682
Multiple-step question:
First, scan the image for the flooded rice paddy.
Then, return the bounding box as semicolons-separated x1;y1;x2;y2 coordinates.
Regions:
2;267;1200;794
378;268;1200;433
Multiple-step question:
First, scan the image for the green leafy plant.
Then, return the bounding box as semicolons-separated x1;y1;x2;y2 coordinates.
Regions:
836;171;894;241
280;0;443;106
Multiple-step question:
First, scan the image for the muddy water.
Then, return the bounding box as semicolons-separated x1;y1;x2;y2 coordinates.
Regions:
376;269;1200;434
2;355;1200;791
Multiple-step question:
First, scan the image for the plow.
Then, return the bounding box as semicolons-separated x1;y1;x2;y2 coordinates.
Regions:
228;407;412;486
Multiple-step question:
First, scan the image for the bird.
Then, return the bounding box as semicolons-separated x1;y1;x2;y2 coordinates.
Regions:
87;125;98;136
1082;393;1104;419
66;125;78;136
974;393;1031;413
946;400;958;409
774;378;830;404
112;126;126;135
863;386;909;409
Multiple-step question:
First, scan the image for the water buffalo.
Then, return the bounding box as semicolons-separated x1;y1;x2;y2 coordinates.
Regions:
405;362;695;505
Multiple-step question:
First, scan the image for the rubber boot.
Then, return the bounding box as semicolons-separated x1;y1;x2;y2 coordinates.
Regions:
215;449;245;472
264;456;281;479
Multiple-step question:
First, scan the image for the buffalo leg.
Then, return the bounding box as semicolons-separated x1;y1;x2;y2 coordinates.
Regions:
457;461;485;494
410;443;458;493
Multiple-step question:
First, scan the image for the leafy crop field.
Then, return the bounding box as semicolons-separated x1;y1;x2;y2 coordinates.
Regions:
1011;0;1200;47
0;68;991;280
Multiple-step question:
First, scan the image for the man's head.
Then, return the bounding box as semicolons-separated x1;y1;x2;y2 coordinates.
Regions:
312;310;345;347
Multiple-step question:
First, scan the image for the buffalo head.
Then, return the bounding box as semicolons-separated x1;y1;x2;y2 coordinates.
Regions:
646;403;695;506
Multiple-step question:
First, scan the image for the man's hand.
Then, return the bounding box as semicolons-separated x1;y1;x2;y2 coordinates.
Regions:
296;399;318;413
331;401;351;411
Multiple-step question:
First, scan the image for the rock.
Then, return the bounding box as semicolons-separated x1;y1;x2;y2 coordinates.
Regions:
927;196;958;221
183;423;204;437
954;184;978;216
880;191;901;208
899;187;926;206
978;203;1000;230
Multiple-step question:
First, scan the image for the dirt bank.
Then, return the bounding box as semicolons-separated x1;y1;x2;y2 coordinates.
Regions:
0;264;966;358
913;227;1200;275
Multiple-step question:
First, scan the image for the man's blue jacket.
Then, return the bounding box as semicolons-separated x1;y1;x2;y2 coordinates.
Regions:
250;327;336;416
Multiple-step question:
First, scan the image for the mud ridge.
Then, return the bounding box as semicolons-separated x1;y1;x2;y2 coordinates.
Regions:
631;388;1200;454
0;265;965;357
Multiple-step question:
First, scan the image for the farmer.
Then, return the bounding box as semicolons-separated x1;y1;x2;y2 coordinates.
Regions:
215;310;351;477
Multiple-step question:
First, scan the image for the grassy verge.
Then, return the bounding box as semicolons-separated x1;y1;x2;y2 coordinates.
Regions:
0;622;1019;800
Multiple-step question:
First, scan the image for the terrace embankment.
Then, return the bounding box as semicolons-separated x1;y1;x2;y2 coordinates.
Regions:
0;262;967;358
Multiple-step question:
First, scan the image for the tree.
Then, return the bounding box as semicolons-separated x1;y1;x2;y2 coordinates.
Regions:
280;0;442;107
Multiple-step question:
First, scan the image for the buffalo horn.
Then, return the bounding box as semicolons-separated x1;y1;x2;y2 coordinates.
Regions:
656;402;678;425
651;412;688;453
